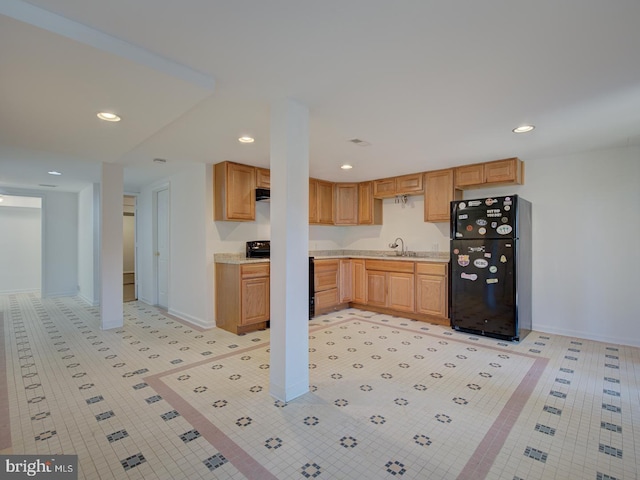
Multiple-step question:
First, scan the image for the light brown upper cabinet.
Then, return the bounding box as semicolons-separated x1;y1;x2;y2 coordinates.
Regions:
424;169;462;223
455;157;524;189
372;177;396;198
255;167;270;189
214;161;256;221
309;178;334;225
395;173;424;195
357;181;383;225
373;173;424;198
334;183;358;225
454;164;484;188
484;157;524;184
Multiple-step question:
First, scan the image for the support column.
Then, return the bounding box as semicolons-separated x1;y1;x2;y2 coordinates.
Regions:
269;98;310;402
100;162;124;329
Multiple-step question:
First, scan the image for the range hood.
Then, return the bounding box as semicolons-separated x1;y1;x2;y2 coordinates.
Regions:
256;188;270;202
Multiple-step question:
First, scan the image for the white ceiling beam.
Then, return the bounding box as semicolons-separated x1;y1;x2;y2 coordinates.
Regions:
0;0;215;90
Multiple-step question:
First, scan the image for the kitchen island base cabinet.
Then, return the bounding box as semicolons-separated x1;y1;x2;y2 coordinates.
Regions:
216;263;269;334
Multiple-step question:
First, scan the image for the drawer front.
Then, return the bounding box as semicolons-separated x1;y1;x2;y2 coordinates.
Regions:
315;269;339;291
415;262;447;276
315;288;340;310
365;259;415;273
241;263;270;278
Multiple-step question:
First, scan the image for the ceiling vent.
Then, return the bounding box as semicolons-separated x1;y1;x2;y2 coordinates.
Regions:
348;138;371;147
38;184;57;188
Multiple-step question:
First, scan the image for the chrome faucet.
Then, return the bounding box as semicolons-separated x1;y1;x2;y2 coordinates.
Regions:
389;237;405;256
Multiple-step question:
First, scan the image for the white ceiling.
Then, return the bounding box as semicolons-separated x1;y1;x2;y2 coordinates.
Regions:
1;0;639;193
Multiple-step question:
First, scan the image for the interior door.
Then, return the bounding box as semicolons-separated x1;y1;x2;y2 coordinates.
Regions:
155;188;169;309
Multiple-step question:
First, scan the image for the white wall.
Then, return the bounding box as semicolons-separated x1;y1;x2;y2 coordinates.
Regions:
2;189;80;298
476;145;640;346
77;184;99;305
168;165;212;327
137;165;214;327
41;191;78;296
0;205;41;293
342;197;450;253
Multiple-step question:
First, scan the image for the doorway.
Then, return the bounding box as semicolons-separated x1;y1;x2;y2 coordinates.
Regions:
123;195;136;302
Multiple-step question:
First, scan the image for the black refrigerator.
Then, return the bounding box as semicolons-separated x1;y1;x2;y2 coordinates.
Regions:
450;195;532;341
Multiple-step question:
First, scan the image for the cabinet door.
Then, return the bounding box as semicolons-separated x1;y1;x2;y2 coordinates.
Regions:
424;169;459;223
388;272;415;313
241;276;269;325
484;157;522;184
395;173;423;195
352;259;366;304
373;178;396;198
416;274;447;317
214;162;256;221
339;259;352;303
316;288;340;310
256;168;271;189
366;271;387;307
317;180;335;224
357;181;382;225
334;183;358;225
455;164;484;188
309;179;318;223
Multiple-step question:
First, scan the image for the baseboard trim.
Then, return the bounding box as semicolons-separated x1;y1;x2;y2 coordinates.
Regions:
167;308;215;330
534;323;639;348
77;294;99;307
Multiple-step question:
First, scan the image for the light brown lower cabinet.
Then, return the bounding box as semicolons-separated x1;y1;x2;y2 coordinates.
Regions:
352;259;366;304
314;259;343;313
415;262;448;318
216;262;269;334
366;271;415;313
364;259;415;313
216;258;449;335
339;259;353;303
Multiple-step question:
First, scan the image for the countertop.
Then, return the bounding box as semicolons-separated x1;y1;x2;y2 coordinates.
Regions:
215;250;449;265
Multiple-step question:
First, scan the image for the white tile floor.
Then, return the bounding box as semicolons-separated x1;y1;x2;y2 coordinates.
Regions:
1;292;638;479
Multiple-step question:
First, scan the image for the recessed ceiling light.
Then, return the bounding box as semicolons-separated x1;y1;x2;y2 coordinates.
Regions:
238;136;255;143
48;170;62;176
341;164;353;170
97;112;121;122
0;196;4;203
512;125;535;133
